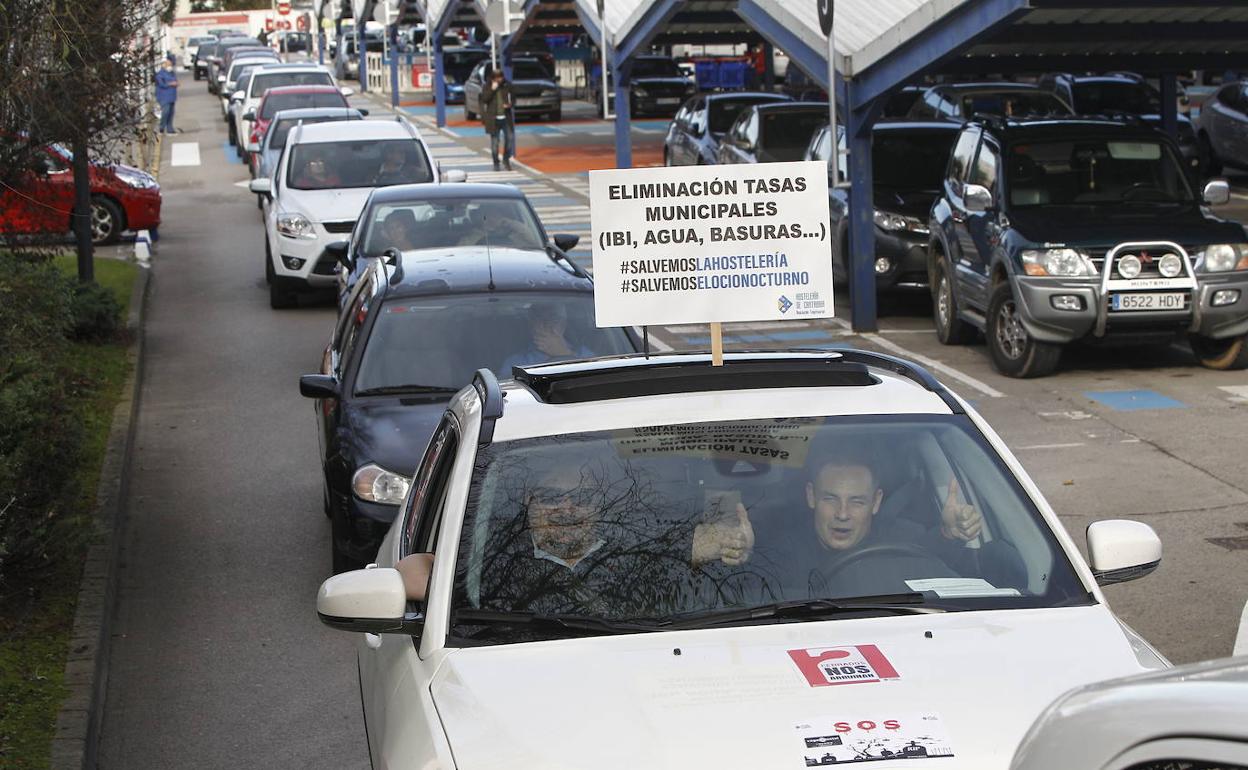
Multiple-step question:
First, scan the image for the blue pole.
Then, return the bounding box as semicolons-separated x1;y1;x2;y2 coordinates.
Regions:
613;57;632;168
434;39;447;127
846;84;878;332
1160;72;1178;141
358;23;367;92
389;24;400;107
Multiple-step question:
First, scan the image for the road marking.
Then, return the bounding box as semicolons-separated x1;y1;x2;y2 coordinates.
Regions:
1018;442;1086;450
1084;389;1187;411
1039;410;1093;420
170;142;201;166
1219;384;1248;403
857;330;1006;399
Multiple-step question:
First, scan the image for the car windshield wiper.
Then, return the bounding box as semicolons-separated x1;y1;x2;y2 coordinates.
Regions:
670;592;946;630
354;384;460;396
452;608;664;636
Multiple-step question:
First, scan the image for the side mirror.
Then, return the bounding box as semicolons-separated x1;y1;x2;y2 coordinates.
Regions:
231;90;244;101
299;373;339;399
357;108;370;116
217;74;226;82
1203;178;1231;206
325;240;351;269
340;86;355;96
1086;520;1161;586
964;182;995;212
317;567;422;634
248;178;272;195
243;110;256;121
246;141;260;153
553;233;580;252
441;168;467;183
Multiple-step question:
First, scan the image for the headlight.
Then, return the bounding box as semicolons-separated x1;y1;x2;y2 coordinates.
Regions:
1021;248;1094;277
634;86;648;97
352;463;411;505
114;167;157;189
542;88;558;97
277;213;316;239
1117;254;1142;279
872;209;928;234
1200;243;1248;272
1158;253;1183;278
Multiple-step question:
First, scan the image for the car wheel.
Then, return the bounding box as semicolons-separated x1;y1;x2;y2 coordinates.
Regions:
1191;333;1248;370
89;196;124;246
1199;132;1222;176
932;256;974;345
269;279;296;309
264;239;274;285
986;281;1061;378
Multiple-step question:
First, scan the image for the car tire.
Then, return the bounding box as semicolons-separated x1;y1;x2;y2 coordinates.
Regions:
986;281;1061;378
269;279;296;309
1199;132;1222;177
89;196;124;246
1191;333;1248;370
264;239;274;285
932;256;975;345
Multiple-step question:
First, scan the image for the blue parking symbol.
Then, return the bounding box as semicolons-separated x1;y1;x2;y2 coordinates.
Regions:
1083;389;1187;411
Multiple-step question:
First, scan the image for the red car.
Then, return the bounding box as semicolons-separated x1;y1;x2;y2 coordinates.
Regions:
0;143;161;245
245;85;350;166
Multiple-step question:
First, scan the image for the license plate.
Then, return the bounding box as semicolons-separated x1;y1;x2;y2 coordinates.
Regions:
516;98;542;107
657;97;680;105
1111;292;1186;311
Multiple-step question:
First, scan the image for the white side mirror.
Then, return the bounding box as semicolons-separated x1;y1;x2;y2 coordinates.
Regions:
231;90;245;101
964;183;995;213
317;567;413;634
217;74;226;82
1234;600;1248;656
340;86;355;97
1086;520;1161;586
1203;178;1231;206
246;142;260;153
442;168;467;183
249;178;272;194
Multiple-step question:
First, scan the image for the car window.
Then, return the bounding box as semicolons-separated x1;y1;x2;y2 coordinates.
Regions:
40;149;69;174
949;129;980;182
921;89;949;117
402;418;460;556
1007;138;1194;207
362;198;545;256
286;139;434;190
969;139;999;192
959;90;1071;118
251;71;333;97
708;96;785;134
741;110;760;148
449;415;1088;644
807;125;832;162
631;58;681;78
874;130;957;191
1071;81;1161;114
270;114;359;150
759;110;827;162
673;103;690;130
260;91;348;119
1215;84;1241;110
511;60;552;80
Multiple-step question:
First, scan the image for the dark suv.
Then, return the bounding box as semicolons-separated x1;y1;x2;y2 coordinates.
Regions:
928;116;1248;377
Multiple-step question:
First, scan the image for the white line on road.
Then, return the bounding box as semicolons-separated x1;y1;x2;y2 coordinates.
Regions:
1018;442;1086;450
858;330;1006;399
170;142;200;167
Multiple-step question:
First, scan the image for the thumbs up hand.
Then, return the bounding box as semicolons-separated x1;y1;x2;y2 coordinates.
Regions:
940;478;983;542
692;503;756;567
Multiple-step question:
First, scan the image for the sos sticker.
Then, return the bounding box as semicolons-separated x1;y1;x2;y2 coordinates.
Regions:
787;645;899;687
795;713;955;765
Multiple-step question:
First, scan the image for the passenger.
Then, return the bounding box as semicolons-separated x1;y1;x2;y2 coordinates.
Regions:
500;302;595;372
454;202;531;247
377;208;420;252
373;144;416;186
294;149;340;188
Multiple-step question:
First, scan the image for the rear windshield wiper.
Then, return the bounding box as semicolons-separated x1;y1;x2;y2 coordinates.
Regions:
452;608;664;636
670;592;946;630
354;384;460;396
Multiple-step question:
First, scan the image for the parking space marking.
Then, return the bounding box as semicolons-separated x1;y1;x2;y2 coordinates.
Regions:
1018;442;1087;450
170;142;201;167
219;141;240;165
1218;385;1248;403
1083;389;1187;411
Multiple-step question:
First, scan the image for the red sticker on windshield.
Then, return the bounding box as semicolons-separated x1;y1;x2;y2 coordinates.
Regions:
788;645;900;687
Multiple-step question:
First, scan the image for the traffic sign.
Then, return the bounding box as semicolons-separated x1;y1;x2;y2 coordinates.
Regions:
277;1;291;15
483;0;524;36
817;0;833;36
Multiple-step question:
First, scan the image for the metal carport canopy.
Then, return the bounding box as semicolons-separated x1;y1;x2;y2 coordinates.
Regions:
735;0;1248;332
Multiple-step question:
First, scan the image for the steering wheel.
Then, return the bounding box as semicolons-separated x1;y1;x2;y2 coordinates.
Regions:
822;543;936;581
1121;183;1166;201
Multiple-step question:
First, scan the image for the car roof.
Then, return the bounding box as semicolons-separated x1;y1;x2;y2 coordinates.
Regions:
368;182;524;205
754;101;829;114
932;82;1043;94
485;351;958;443
291;119;419;144
260;84;342;99
253;63;329;74
874;119;962;132
703;91;791;103
271;107;362;122
375;245;593;300
974;115;1168;141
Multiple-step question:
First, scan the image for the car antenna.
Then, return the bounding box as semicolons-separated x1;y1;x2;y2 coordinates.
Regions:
484;209;496;291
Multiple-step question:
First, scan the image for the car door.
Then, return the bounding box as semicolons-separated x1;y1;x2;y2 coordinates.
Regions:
1207;84;1242;158
0;149;75;236
319;274;373;463
464;62;485;115
942;127;982;301
960;134;1001;309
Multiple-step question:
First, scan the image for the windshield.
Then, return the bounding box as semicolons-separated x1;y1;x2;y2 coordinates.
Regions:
190;37;215;46
250;71;332;97
709;96;785;134
760;110;828;161
444;51;488;83
362;198;545;256
260;91;347;119
1071;81;1162;115
269;114;358;149
512;61;553;81
354;293;634;393
450;415;1086;641
874;130;956;190
958;91;1071;118
286;139;433;190
632;58;682;78
1007;138;1194;206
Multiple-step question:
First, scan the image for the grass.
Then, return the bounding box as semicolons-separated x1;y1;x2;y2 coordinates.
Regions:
0;256;137;769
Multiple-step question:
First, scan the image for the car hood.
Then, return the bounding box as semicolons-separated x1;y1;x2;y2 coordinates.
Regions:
280;186;373;222
431;605;1160;770
875;188;941;219
1007;204;1246;248
338;396;448;476
513;79;557;94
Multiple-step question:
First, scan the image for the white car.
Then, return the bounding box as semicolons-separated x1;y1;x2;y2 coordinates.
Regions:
220;53;279;122
233;63;342;162
250;119;442;308
316;350;1173;769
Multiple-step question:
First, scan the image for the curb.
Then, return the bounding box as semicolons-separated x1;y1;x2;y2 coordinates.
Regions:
49;265;151;770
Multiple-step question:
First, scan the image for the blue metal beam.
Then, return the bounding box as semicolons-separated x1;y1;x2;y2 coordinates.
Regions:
434;37;447;126
573;2;602;48
357;22;368;91
613;56;632;168
433;0;460;38
845;84;886;332
501;0;541;55
615;0;683;64
1160;72;1178;141
389;23;400;106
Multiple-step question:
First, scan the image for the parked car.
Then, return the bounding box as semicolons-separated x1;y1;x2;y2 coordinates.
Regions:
591;54;697;118
251;107;365;181
1196;80;1248;174
220;52;280;122
314;348;1173;769
463;58;561;122
716;101;828;164
0;142;159;245
186;35;216;78
881;84;926;118
207;40;265;94
235;64;341;161
928;115;1248;377
243;84;353;162
302;183;637;571
1012;655;1248;770
906;82;1073;121
439;46;490;104
1039;72;1201;172
664;92;792;166
810;120;961;292
507;32;555;72
249;119;439;308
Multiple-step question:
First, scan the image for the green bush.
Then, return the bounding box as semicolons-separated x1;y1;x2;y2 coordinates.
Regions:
68;280;122;341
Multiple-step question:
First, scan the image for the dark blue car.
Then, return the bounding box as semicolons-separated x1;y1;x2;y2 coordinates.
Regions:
664;91;792;166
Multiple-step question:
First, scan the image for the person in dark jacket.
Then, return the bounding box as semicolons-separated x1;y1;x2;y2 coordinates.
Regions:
155;58;179;134
480;67;515;170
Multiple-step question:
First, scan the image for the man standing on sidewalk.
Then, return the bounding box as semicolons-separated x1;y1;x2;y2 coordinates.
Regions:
480;67;515;171
155;58;179;135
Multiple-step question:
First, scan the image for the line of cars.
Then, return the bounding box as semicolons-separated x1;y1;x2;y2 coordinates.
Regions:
662;74;1248;378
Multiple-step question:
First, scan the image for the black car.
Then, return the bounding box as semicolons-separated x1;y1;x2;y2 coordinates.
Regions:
205;37;262;95
809;120;960;292
592;54;697;118
664;91;792;166
463;58;561;122
906;82;1073;121
928;116;1247;377
1039;73;1200;172
716;102;828;164
304;183;637;571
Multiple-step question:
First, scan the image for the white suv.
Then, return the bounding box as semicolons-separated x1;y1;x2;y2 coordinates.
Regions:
315;350;1172;770
250;118;444;308
234;63;342;160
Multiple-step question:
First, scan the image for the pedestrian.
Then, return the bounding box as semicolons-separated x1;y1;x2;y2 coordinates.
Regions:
480;66;515;171
155;58;180;135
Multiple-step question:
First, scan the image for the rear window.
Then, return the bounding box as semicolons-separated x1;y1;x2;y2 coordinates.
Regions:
286;139;434;190
1070;81;1161;115
251;71;333;97
512;61;553;81
709;96;786;134
760;110;828;162
269;114;359;149
959;91;1071;118
260;91;347;119
632;58;682;78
